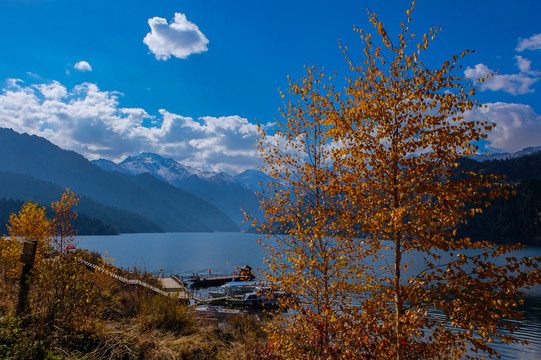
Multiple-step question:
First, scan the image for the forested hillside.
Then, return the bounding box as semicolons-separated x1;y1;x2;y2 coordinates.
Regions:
0;128;239;233
0;198;118;235
0;171;163;234
458;153;541;246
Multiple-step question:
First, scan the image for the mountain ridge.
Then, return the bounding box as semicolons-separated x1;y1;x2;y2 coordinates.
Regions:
471;146;541;162
2;126;540;243
92;153;269;228
0;128;238;233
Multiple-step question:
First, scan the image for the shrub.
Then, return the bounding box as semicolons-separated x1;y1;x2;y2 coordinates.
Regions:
139;294;196;335
0;315;63;360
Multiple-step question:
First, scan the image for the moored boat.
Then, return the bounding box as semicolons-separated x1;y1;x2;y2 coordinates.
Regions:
208;280;258;298
241;288;292;309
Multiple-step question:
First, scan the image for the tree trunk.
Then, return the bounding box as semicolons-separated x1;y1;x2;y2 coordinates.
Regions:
395;234;404;360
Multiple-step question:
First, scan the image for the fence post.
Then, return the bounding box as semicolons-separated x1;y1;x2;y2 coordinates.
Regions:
16;240;37;316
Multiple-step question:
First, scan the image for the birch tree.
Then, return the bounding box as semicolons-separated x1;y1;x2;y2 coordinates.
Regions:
257;2;541;359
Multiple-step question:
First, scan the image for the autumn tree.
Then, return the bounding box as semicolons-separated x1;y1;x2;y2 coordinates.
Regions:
257;2;541;359
257;69;361;358
0;190;101;332
1;202;52;281
51;189;79;253
29;190;101;331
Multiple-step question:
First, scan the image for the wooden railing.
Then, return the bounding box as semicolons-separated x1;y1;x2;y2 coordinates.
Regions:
75;257;189;299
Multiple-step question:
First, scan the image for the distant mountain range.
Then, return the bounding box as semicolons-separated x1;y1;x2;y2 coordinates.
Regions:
0;128;243;234
0;126;539;244
470;146;541;162
91;153;268;227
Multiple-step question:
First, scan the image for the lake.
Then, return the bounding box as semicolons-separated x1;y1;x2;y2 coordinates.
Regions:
78;232;541;360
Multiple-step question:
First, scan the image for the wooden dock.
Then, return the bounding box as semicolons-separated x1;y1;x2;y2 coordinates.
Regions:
187;274;244;287
187;265;255;287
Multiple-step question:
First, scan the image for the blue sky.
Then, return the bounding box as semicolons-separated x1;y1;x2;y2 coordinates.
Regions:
0;0;540;173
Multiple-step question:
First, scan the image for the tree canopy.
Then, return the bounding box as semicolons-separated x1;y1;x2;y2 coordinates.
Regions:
256;2;541;359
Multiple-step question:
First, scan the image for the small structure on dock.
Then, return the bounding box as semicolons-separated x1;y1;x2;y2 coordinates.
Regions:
159;276;187;293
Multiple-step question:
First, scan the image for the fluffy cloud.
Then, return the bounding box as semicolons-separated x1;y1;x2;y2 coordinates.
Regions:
0;80;261;174
34;81;67;100
74;61;92;72
465;33;541;95
143;13;209;60
464;63;491;79
464;63;539;95
516;33;541;52
515;55;532;74
464;102;541;152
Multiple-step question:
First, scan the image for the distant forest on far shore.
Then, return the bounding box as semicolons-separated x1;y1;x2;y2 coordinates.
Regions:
458;153;541;247
0;198;118;236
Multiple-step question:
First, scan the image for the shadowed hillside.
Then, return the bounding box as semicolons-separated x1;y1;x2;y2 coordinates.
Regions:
0;128;238;232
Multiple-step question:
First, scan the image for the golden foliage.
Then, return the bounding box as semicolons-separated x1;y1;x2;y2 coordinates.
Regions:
256;3;541;359
1;202;52;281
51;189;79;253
0;190;102;333
31;254;103;333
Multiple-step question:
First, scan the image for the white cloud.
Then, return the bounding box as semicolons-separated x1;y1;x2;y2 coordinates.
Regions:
483;74;538;95
74;61;92;72
2;80;539;172
515;55;531;73
0;80;262;174
516;33;541;52
515;55;540;76
143;12;209;60
464;63;539;95
34;81;67;100
464;63;491;79
464;102;541;152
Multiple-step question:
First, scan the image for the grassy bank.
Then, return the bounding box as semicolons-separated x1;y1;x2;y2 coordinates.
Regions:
0;248;274;360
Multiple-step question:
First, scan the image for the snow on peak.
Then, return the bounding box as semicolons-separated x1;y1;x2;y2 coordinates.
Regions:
471;146;541;162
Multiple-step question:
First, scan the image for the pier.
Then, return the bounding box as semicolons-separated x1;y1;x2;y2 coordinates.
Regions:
186;265;254;287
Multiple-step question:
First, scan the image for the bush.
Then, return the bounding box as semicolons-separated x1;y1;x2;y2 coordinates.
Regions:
139;295;196;335
0;315;63;360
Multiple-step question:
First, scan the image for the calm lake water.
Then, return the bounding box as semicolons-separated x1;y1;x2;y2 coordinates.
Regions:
78;232;541;360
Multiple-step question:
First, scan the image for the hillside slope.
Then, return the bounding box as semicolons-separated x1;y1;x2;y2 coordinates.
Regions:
94;153;265;228
458;152;541;246
0;128;238;232
0;171;162;233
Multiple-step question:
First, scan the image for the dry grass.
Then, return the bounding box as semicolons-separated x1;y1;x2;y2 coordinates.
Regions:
0;249;274;359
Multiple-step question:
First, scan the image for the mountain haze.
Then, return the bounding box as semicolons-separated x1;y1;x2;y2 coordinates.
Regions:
0;171;162;233
471;146;541;162
0;128;238;232
93;153;268;228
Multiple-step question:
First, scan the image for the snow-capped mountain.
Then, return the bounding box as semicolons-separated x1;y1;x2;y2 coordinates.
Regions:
0;129;238;233
92;153;266;228
471;146;541;162
234;169;272;193
108;152;239;186
118;153;192;186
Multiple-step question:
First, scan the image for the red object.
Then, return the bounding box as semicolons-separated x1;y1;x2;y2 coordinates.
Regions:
208;269;211;274
65;245;76;251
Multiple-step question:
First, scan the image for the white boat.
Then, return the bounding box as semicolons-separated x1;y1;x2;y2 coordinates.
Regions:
241;288;291;309
207;280;258;298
